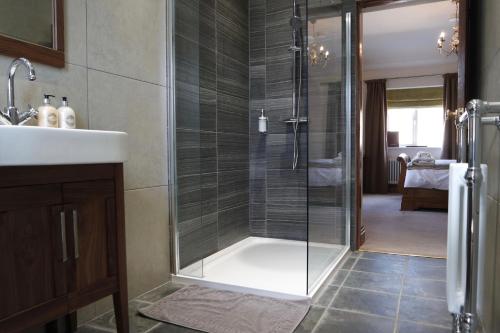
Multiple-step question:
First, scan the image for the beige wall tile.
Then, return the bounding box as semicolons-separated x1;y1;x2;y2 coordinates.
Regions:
125;186;171;299
65;0;87;66
478;0;500;74
0;58;89;129
88;69;168;190
87;0;166;86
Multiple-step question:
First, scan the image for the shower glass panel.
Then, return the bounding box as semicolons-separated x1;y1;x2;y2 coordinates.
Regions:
174;0;217;279
307;4;351;292
170;0;353;296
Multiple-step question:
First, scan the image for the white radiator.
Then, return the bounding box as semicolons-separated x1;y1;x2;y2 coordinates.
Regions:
447;163;488;314
388;159;400;185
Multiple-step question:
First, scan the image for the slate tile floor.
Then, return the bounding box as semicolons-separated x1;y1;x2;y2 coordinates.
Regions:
78;252;450;333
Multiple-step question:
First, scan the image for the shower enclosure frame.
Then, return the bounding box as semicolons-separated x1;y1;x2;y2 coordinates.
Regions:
166;0;354;297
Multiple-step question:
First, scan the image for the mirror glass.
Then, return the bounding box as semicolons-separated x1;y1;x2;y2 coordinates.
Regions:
0;0;54;48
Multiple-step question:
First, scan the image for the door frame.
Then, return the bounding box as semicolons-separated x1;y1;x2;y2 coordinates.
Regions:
354;0;471;249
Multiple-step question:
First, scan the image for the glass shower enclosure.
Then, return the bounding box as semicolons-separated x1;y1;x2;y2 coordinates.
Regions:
167;0;354;296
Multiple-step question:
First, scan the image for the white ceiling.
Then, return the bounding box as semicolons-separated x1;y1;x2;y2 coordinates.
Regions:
362;0;458;74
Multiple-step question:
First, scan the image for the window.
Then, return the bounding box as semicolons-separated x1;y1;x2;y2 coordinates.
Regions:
387;107;444;147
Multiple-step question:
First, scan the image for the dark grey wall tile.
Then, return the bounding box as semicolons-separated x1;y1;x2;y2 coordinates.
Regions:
218;54;250;98
176;0;250;268
218;204;250;249
267;169;306;188
266;0;292;14
249;219;267;237
218;133;249;171
218;170;249;210
267;187;306;203
251;78;266;100
179;215;218;267
250;202;266;220
201;173;218;216
250;0;266;30
267;202;307;223
175;0;216;50
266;220;307;240
266;57;293;84
217;93;249;134
250;48;266;65
250;179;266;203
266;133;307;169
217;15;249;65
217;0;248;28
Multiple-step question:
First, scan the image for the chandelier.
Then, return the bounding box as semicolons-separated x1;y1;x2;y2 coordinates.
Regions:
437;0;459;56
309;22;330;67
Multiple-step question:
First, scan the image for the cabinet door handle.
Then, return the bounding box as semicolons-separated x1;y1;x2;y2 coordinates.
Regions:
60;211;68;262
72;209;79;259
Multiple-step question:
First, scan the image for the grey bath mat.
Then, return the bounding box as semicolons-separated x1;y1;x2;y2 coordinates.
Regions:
139;285;311;333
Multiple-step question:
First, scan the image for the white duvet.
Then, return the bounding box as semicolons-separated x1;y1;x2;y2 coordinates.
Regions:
404;168;449;190
309;166;343;187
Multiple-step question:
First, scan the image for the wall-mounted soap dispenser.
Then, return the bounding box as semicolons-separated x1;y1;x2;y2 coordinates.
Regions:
258;109;268;134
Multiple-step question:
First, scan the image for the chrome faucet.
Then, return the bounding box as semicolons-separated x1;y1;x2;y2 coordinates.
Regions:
0;57;38;125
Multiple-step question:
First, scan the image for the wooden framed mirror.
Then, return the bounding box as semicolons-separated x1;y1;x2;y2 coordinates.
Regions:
0;0;64;68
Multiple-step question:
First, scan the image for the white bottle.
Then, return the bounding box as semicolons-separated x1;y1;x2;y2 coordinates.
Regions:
57;97;76;129
258;109;268;134
37;94;58;128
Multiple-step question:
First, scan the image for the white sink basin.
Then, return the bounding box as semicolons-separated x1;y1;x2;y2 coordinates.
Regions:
0;126;128;166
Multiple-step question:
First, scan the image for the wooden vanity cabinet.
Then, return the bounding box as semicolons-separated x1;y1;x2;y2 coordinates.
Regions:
0;164;129;333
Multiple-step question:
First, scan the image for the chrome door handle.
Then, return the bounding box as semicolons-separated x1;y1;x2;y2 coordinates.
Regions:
60;211;68;262
72;209;79;259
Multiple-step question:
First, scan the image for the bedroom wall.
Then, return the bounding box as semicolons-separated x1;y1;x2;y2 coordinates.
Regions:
471;0;500;332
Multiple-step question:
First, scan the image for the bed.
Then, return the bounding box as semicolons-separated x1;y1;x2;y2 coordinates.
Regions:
308;158;344;207
397;153;452;211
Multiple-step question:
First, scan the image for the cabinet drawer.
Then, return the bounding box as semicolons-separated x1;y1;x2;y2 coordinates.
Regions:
0;184;62;211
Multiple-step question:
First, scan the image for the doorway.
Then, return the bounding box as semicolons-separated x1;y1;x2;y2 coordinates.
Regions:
355;0;470;257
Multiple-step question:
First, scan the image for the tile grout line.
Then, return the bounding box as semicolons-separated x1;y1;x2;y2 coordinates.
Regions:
310;255;359;333
87;66;168;88
84;323;116;333
264;0;268;238
214;0;220;263
142;322;163;333
392;257;409;333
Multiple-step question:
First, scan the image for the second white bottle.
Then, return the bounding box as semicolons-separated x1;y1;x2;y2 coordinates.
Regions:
58;97;76;129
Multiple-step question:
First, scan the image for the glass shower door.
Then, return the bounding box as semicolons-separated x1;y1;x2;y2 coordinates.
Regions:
307;3;352;293
173;0;219;279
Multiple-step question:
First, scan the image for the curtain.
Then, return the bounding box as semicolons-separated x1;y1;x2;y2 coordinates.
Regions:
441;73;458;159
326;82;342;156
363;79;388;194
